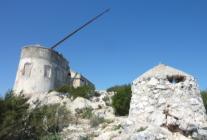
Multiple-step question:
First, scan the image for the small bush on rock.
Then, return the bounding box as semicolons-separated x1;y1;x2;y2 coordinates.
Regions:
76;107;93;119
90;115;105;127
107;84;130;93
108;84;132;116
79;135;91;140
113;124;122;130
136;127;147;132
28;104;72;138
39;133;62;140
56;85;95;99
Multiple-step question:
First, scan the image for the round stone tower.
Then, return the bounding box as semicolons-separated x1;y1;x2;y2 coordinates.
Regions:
13;45;70;95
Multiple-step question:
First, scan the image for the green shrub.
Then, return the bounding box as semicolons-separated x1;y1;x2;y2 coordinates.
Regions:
79;135;91;140
90;115;105;127
27;104;72;138
107;84;130;93
0;90;71;140
56;85;71;94
113;124;122;130
0;90;29;140
136;127;147;132
201;90;207;112
108;84;132;116
56;85;95;99
75;107;93;119
39;133;62;140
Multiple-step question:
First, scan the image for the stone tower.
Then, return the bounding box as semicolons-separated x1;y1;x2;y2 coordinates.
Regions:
13;45;70;95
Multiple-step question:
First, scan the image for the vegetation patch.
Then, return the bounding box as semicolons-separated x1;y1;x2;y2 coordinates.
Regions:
201;90;207;112
39;133;62;140
107;84;132;116
113;124;122;130
136;127;148;132
0;90;29;140
55;85;95;99
79;135;93;140
28;104;72;138
0;90;72;140
105;119;114;124
76;107;93;119
90;115;105;128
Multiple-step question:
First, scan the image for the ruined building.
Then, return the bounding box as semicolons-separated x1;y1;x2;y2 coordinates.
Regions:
13;45;94;94
70;70;95;88
13;9;110;95
127;64;207;138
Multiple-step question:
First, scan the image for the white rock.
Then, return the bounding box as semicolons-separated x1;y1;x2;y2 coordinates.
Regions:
148;77;159;86
129;125;172;140
150;110;166;126
156;85;167;90
70;97;92;113
196;129;207;140
158;97;166;105
94;131;120;140
27;91;72;109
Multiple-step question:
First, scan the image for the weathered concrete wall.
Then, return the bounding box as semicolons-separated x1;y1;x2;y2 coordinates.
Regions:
70;70;95;88
13;45;70;94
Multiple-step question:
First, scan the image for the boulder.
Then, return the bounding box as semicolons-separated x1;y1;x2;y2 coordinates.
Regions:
70;97;93;113
27;91;71;108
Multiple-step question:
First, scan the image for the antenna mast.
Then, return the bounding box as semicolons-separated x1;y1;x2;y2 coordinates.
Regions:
51;8;110;50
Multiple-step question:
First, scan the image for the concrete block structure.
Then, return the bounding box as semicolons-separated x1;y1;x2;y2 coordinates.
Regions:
13;45;94;95
70;70;95;88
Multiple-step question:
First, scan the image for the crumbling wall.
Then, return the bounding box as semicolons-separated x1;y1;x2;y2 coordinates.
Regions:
128;70;207;138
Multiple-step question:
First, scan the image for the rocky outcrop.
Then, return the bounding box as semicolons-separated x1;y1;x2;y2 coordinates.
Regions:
27;91;115;117
27;91;72;109
26;90;119;139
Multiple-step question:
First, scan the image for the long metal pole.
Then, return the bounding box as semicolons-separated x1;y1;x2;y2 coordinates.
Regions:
51;8;110;50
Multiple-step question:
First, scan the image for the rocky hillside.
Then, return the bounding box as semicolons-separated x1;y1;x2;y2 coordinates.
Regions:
1;86;207;140
1;65;207;140
27;90;125;140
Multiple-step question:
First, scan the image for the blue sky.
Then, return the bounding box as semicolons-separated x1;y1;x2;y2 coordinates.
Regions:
0;0;207;96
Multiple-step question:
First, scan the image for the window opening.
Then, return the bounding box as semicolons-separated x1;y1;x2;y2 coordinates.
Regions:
167;75;185;84
44;65;52;78
23;63;32;77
